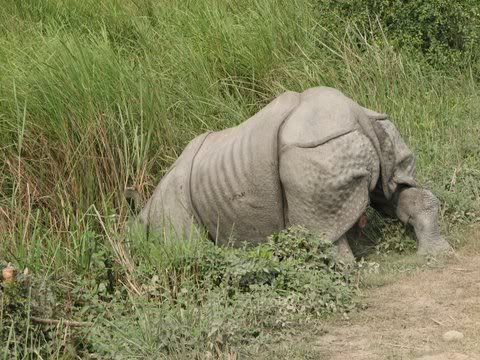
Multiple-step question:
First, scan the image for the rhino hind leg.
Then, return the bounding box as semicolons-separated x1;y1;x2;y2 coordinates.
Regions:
279;131;377;260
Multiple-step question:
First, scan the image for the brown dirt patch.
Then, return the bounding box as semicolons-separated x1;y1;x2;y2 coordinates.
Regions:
314;226;480;359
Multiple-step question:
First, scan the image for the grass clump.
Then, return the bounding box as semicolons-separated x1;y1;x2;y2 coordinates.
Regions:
1;227;358;358
82;226;357;358
0;262;79;359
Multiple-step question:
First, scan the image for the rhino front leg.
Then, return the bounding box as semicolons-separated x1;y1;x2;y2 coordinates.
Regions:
373;186;451;255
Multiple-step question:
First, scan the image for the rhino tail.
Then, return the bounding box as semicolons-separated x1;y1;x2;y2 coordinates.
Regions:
124;187;143;214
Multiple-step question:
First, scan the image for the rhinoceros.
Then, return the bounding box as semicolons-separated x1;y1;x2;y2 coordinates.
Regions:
133;87;450;259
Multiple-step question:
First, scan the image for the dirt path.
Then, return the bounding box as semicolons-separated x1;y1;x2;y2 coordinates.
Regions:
314;229;480;359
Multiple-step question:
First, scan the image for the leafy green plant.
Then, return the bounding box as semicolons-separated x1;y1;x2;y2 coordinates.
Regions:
79;226;358;358
349;209;417;256
0;263;78;359
317;0;480;68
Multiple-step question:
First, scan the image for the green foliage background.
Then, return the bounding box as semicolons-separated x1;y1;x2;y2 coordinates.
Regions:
319;0;480;67
1;0;480;357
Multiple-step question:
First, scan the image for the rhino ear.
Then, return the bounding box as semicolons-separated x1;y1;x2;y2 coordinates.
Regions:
362;106;388;120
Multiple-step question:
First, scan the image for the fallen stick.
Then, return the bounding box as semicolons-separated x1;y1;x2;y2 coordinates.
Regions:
31;316;92;328
431;318;445;326
382;342;422;351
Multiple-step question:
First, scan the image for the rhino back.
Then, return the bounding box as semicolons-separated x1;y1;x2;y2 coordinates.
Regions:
190;91;300;246
280;87;363;149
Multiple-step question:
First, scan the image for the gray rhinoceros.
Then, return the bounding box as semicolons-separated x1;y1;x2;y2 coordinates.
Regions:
136;87;450;258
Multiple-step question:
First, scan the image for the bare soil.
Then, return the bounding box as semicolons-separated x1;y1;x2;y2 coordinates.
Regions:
255;225;480;359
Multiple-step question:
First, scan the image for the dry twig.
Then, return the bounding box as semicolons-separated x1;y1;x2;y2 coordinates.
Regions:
31;316;92;328
431;318;445;326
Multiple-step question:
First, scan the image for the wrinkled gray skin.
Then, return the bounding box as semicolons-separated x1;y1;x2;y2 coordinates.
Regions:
136;87;450;259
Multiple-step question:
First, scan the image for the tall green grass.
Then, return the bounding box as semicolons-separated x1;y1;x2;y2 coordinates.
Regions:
1;0;479;357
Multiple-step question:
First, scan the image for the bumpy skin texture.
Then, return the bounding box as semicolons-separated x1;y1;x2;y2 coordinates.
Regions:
280;131;375;242
139;86;450;256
